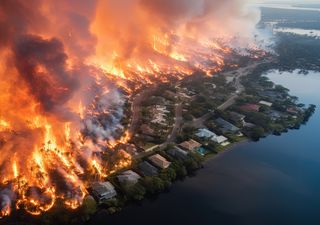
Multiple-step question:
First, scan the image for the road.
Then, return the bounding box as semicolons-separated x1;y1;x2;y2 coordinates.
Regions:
166;102;183;144
217;60;271;111
128;88;155;135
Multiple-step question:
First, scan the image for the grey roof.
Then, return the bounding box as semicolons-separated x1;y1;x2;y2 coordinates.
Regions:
230;112;245;122
216;118;240;133
139;161;158;177
168;146;188;160
117;170;141;184
91;182;117;201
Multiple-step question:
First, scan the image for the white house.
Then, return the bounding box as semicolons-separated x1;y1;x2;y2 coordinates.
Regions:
196;128;216;139
91;182;117;203
117;170;141;185
196;128;229;145
211;135;228;144
259;100;273;107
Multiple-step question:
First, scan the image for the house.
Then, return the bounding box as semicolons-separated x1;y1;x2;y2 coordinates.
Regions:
196;128;216;139
267;110;287;121
240;104;261;112
142;144;159;153
151;105;169;125
258;90;280;101
196;128;229;145
91;182;117;203
229;112;246;125
168;146;188;160
259;100;273;107
211;135;228;144
179;139;202;151
138;161;158;177
287;107;299;115
215;118;240;134
117;170;141;185
148;154;171;169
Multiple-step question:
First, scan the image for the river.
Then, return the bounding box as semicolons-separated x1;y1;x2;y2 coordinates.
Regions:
88;70;320;225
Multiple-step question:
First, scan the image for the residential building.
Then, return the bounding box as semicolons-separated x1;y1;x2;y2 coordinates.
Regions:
230;112;246;125
168;146;188;160
215;118;240;134
117;170;141;185
211;135;228;144
91;182;117;203
138;161;158;177
148;154;171;169
179;139;202;151
196;128;215;139
240;104;261;112
196;128;229;145
259;100;273;107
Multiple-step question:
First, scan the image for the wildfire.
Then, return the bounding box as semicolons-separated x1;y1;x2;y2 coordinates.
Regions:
0;0;262;218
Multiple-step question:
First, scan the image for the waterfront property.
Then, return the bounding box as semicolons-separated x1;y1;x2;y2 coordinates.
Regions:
215;118;240;134
139;161;159;176
148;154;171;169
91;182;117;203
229;112;246;125
179;139;202;151
167;146;189;160
196;128;229;145
211;135;229;145
117;170;141;185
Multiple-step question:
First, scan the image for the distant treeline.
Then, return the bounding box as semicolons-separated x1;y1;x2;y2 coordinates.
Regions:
259;7;320;23
275;33;320;72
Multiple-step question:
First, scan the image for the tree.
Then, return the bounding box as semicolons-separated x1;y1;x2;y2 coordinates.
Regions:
142;177;165;194
160;168;176;182
123;182;146;201
250;126;265;141
81;196;97;217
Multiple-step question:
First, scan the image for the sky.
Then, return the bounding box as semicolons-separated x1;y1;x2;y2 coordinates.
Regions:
251;0;319;3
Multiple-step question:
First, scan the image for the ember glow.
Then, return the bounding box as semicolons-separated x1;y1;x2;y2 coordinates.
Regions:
0;0;260;217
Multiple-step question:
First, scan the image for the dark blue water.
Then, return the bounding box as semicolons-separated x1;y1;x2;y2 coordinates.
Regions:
88;70;320;225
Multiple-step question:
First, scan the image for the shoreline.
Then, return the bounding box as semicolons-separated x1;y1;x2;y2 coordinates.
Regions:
203;138;250;165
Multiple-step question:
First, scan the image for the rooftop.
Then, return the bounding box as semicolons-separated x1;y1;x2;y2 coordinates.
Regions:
196;128;216;139
259;100;273;107
148;154;171;169
139;161;158;177
179;139;202;151
117;170;141;185
91;182;117;202
240;104;261;112
216;118;240;133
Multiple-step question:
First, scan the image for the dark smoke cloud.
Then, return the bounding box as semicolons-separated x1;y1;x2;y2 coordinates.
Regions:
0;0;45;48
13;35;78;113
0;0;97;56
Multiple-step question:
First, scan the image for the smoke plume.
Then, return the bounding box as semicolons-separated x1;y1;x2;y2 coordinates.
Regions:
0;0;260;217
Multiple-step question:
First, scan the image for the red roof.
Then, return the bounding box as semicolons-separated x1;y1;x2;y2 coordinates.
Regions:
240;104;261;112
